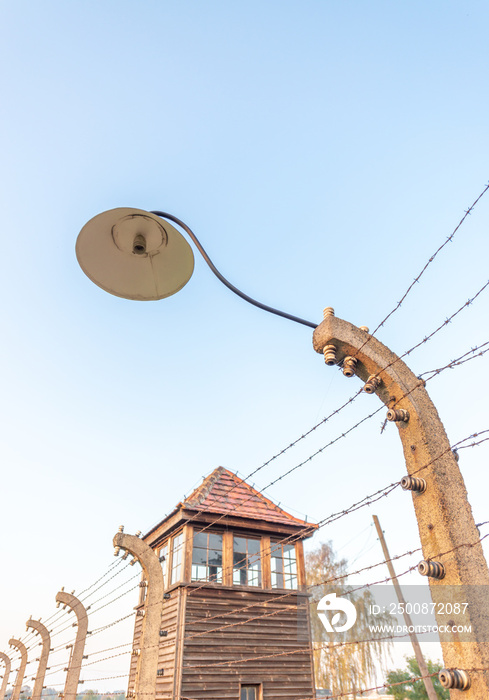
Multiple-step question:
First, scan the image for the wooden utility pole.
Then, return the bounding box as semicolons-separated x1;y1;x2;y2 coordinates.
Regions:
313;309;489;696
373;514;437;700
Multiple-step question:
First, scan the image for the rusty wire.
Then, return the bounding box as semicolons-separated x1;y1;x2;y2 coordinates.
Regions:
46;575;140;645
138;438;489;636
89;612;136;637
365;182;489;341
135;432;489;642
177;277;489;577
47;673;129;687
184;629;430;671
174;421;488;613
184;335;489;599
19;559;128;650
420;340;489;380
145;270;489;544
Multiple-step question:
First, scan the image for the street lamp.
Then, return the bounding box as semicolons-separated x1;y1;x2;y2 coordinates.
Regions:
76;207;489;697
76;207;317;328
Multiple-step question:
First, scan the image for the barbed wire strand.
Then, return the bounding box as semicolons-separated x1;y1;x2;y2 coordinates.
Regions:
365;182;489;340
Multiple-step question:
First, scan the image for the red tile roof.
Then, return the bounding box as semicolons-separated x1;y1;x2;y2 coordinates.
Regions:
182;467;314;528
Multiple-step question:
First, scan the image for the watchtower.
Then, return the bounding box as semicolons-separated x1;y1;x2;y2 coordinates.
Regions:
128;467;317;700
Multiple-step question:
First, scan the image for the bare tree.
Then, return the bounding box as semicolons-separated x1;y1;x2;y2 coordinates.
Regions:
306;542;392;697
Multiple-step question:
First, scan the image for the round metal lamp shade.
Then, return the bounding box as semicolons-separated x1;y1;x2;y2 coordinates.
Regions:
76;208;195;300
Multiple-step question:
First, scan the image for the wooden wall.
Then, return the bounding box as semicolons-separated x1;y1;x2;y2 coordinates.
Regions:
178;586;314;700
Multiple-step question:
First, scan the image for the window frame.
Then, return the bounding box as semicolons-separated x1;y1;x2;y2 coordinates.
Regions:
270;540;298;590
169;530;184;585
232;535;262;588
240;683;262;700
191;530;223;583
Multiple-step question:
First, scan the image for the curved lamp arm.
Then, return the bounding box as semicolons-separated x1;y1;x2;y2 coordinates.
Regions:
151;211;317;329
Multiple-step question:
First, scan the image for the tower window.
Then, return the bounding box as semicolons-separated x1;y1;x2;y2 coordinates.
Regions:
170;532;184;584
233;536;261;587
191;531;223;582
270;542;297;589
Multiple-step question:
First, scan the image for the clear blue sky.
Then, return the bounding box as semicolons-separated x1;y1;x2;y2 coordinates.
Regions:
1;0;488;691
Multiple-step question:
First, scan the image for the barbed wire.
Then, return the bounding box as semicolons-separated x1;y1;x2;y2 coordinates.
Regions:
47;674;129;687
366;182;489;340
85;574;141;612
185;333;489;599
132;426;488;633
132;524;489;651
420;340;489;380
17;559;129;649
156;337;489;626
175;276;489;578
184;628;430;670
150;268;488;545
79;563;134;606
89;612;136;638
366;278;489;419
46;577;140;646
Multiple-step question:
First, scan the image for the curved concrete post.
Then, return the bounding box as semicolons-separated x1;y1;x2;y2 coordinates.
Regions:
113;532;164;700
0;652;11;700
55;592;88;700
8;640;27;700
313;312;489;696
26;618;51;700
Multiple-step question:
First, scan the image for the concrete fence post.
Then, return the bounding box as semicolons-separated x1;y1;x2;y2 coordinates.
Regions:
0;652;11;700
113;530;164;700
8;640;27;700
26;618;51;700
313;311;489;697
55;591;88;700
